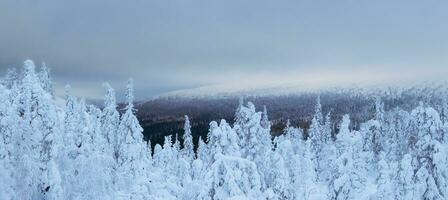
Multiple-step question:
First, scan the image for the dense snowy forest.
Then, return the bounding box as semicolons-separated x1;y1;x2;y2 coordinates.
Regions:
1;60;448;199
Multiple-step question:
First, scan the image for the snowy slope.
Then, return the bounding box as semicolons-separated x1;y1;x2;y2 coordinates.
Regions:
154;80;448;100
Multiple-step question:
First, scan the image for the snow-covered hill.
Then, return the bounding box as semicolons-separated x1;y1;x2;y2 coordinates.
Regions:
155;80;448;100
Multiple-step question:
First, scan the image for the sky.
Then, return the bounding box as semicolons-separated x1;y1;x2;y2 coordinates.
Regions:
0;0;448;100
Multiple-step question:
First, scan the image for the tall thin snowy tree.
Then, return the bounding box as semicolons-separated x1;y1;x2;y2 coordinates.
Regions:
183;115;195;161
101;83;120;160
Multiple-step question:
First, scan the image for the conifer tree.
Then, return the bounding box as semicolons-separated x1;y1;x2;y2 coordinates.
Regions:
118;79;145;168
183;115;195;161
15;60;62;199
261;105;271;130
412;103;444;199
309;96;327;182
397;154;416;199
197;136;209;164
1;68;19;89
101;83;120;160
38;63;54;96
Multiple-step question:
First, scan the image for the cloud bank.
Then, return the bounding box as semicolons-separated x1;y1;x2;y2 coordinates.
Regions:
0;0;447;99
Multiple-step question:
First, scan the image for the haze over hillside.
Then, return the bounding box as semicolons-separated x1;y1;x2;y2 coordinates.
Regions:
137;83;448;147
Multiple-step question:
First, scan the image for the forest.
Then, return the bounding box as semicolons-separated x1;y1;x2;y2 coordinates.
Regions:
1;60;448;199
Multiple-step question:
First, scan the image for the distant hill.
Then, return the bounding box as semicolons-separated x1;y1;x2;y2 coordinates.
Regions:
135;91;364;147
136;83;448;148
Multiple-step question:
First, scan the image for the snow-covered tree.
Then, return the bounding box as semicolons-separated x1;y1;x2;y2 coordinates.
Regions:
118;79;146;168
208;120;241;159
1;68;19;89
373;97;387;154
101;83;120;160
200;154;262;200
38;63;54;96
13;60;62;199
397;154;416;199
0;85;15;199
309;96;328;182
330;115;366;200
374;154;395;200
116;78;150;199
200;118;262;199
197;136;209;164
411;103;445;199
269;149;292;200
183;115;194;161
261;105;271;130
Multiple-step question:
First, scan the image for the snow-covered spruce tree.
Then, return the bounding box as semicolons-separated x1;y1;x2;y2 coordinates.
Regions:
171;132;193;197
162;135;185;198
302;140;320;200
146;139;152;164
115;78;150;199
330;115;367;200
309;96;333;183
183;115;195;161
411;103;445;199
101;83;120;160
309;96;324;150
96;83;123;197
77;104;115;199
261;105;271;130
61;86;90;199
373;97;386;152
433;137;448;199
274;131;308;199
161;135;175;170
38;63;54;96
279;127;319;200
384;108;412;162
323;112;333;142
0;85;15;199
78;99;94;153
359;97;387;178
233;97;246;145
208;120;241;160
199;120;262;200
183;135;208;199
13;60;63;199
118;79;147;169
197;136;210;164
1;67;19;89
235;102;272;191
173;133;181;153
397;154;416;199
373;153;395;200
149;140;179;200
152;144;163;168
87;104;108;152
269;139;292;200
309;96;324;147
282;119;305;151
321;112;338;185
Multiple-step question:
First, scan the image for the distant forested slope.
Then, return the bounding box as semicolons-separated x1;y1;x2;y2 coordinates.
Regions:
137;84;448;148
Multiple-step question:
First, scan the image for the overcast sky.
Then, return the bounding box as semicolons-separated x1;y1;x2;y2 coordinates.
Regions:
1;0;448;100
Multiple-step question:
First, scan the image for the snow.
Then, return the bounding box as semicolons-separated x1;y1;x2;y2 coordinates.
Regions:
1;60;448;199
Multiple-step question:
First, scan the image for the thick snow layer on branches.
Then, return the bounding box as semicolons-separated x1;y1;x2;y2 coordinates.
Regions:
2;60;448;200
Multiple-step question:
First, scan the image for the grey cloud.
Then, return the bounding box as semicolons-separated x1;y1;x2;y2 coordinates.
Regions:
1;0;448;100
